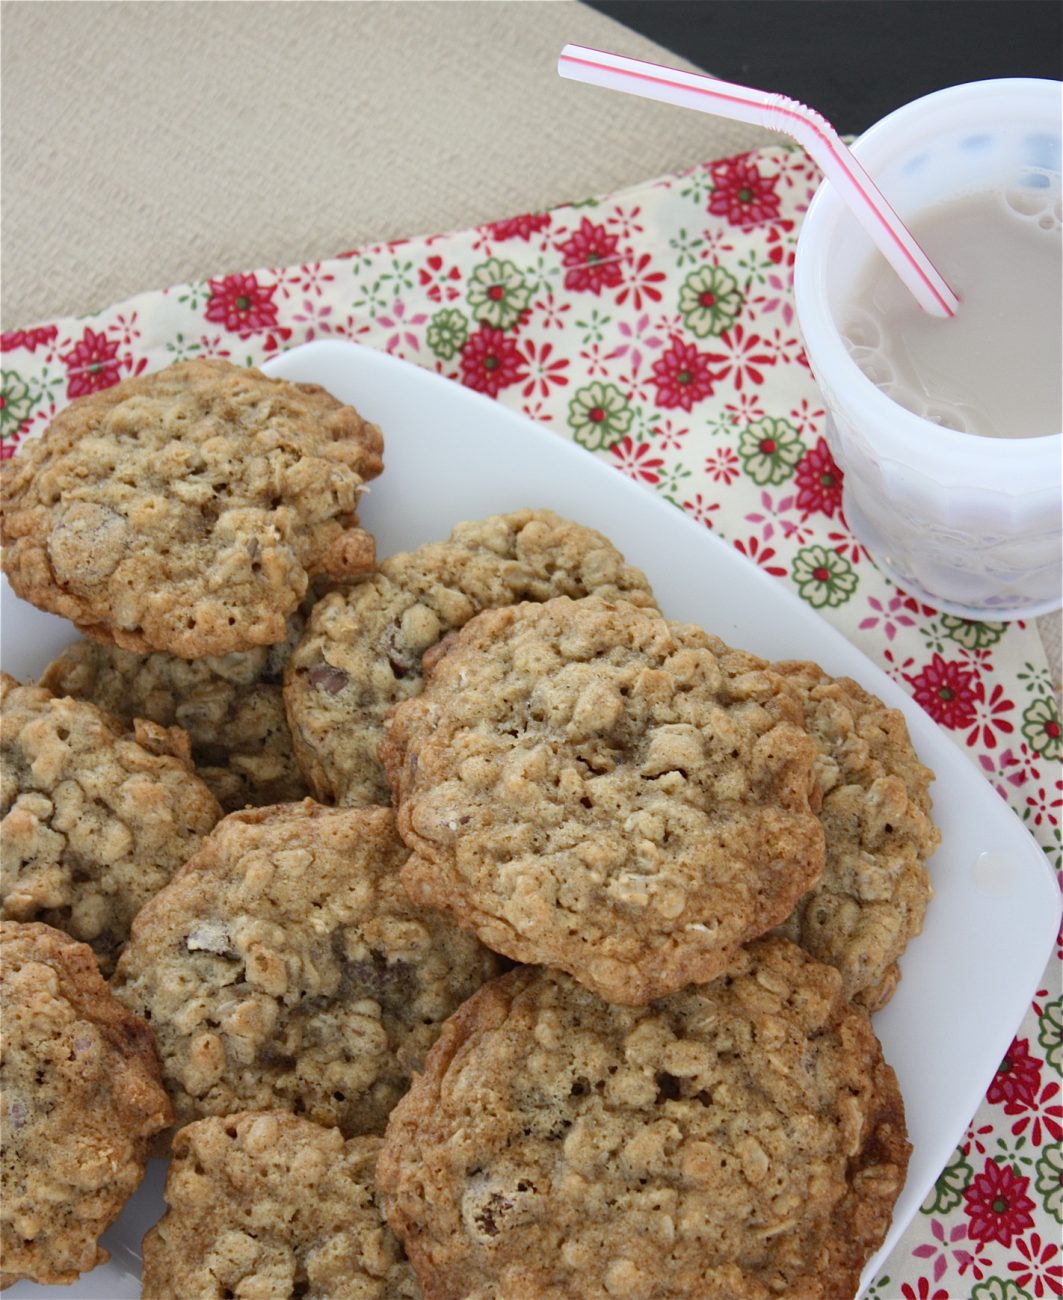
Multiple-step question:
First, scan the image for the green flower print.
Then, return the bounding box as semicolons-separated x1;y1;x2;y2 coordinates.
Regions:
1021;696;1063;760
466;258;532;330
568;382;633;451
862;1277;892;1300
1035;1141;1062;1222
792;545;859;609
426;308;469;362
1038;995;1062;1071
678;265;743;338
1;370;36;439
940;614;1006;651
922;1145;972;1214
738;417;805;485
972;1279;1034;1300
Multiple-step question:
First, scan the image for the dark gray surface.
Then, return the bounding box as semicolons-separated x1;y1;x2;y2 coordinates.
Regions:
584;0;1062;134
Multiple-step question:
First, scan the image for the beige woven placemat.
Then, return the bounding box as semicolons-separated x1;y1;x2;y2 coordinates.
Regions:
1;0;783;328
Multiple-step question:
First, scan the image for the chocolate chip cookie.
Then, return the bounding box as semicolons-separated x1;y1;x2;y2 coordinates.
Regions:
142;1112;419;1299
381;596;825;1005
377;941;910;1300
284;509;656;806
41;630;309;813
1;921;172;1288
1;674;222;972
112;801;500;1137
771;661;939;1011
0;359;383;657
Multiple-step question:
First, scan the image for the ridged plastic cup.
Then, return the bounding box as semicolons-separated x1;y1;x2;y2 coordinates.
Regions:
794;79;1062;621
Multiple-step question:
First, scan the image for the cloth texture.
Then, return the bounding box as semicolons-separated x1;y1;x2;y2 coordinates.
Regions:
0;0;784;330
3;142;1061;1300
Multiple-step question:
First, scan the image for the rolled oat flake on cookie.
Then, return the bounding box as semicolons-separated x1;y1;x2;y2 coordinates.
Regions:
382;595;827;1005
376;942;911;1300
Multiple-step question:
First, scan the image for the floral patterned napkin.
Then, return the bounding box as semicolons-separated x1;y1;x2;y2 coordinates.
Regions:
2;143;1060;1299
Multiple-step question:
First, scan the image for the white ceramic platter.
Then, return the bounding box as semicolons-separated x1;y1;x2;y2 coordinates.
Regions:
2;339;1059;1298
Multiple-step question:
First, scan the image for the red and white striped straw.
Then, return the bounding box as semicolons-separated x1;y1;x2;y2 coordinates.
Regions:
558;43;959;318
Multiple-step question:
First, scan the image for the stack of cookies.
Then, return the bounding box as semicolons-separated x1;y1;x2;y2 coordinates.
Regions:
0;359;939;1299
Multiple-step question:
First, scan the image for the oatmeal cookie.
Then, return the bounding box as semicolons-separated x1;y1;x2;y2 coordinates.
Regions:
0;674;222;973
381;596;825;1005
0;921;172;1289
41;630;309;813
112;801;500;1137
284;509;656;806
377;942;909;1300
771;661;939;1011
0;359;383;658
142;1113;418;1300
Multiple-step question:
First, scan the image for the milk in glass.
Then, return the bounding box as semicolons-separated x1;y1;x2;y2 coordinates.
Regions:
842;171;1062;439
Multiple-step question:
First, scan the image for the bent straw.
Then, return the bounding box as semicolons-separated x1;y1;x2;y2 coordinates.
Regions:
558;43;959;318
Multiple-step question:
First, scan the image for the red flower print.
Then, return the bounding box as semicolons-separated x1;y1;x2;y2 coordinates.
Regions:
794;437;844;516
705;445;741;485
762;217;797;264
988;1037;1042;1112
683;493;719;528
882;646;917;688
962;1159;1035;1247
273;261;335;298
965;679;1016;750
789;398;825;435
609;436;663;485
519;340;569;399
708;156;782;227
195;334;235;358
558;218;624;294
650;338;717;411
61;327;122;398
417;254;462;303
733;536;787;577
1009;1232;1063;1298
705;324;775;390
614;251;666;310
825;524;867;564
531;293;571;331
758;327;804;367
459;325;526;398
1025;781;1063;830
900;1278;950;1300
896;589;941;620
2;325;57;353
908;654;979;729
652;419;688;452
1008;1078;1062;1145
205;273;278;334
723;392;767;427
487;211;551;241
605;203;645;240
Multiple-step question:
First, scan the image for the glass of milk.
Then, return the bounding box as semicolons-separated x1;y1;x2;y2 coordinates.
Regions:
794;79;1062;620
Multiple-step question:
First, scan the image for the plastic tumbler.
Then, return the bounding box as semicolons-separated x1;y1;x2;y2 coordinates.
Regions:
794;79;1062;621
